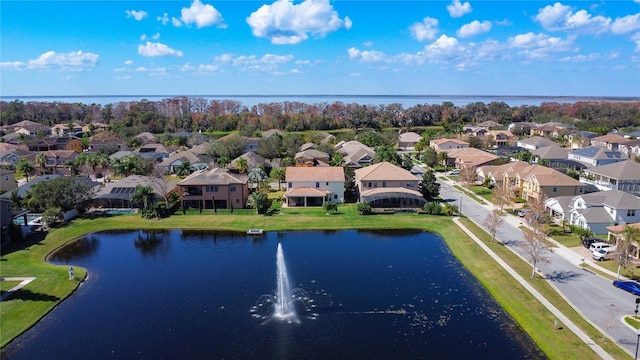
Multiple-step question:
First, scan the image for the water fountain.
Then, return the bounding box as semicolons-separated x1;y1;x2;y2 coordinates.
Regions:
251;243;317;323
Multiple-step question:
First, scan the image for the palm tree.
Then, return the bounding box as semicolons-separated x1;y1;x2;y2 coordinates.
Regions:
35;153;48;175
235;157;248;174
270;166;286;190
16;158;34;182
247;191;268;214
438;151;449;170
175;161;192;177
131;185;157;210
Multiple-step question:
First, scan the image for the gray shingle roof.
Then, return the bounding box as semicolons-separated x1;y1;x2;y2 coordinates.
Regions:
583;160;640;180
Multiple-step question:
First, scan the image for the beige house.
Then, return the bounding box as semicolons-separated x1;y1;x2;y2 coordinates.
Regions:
284;166;345;207
485;130;516;147
520;168;585;202
0;169;17;194
445;147;500;169
354;161;425;208
294;149;329;167
179;168;249;210
398;132;422;150
429;138;469;152
607;223;640;259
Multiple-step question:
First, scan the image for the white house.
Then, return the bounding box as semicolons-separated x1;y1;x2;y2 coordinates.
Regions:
567;190;640;235
284;166;345;207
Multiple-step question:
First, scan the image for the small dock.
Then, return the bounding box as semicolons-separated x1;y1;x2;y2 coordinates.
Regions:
246;229;264;235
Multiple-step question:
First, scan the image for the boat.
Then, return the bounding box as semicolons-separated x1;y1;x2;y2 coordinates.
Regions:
246;229;264;235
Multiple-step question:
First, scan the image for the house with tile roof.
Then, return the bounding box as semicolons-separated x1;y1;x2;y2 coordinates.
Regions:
568;146;627;167
429;138;469;152
620;138;640;157
0;148;34;167
566;190;640;234
0;169;17;194
28;137;82;153
516;136;557;151
354;161;425;209
284;166;345;207
94;175;178;209
568;131;599;149
581;160;640;196
590;133;631;151
229;151;267;173
520;166;586;202
40;150;79;175
476;161;533;191
178;168;249;210
342;147;376;168
294;149;329;167
159;149;213;174
445;147;500;169
485;130;516;147
606;223;640;259
398;131;421;150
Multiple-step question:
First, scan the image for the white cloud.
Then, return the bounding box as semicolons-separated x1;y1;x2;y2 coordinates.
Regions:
507;32;574;59
424;35;471;61
611;13;640;34
1;50;99;71
246;0;351;44
126;10;148;21
633;32;640;52
158;13;170;25
446;0;472;18
138;42;183;57
534;2;610;34
410;17;439;41
180;0;225;28
210;53;295;73
348;47;388;62
181;63;219;72
124;60;133;65
457;20;491;38
172;17;183;27
152;33;161;40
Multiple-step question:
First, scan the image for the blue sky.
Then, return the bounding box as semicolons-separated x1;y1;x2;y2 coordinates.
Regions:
1;0;639;97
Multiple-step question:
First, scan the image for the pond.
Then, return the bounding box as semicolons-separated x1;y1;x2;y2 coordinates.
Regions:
2;230;545;359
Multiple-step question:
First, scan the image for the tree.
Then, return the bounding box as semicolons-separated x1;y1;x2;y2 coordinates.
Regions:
422;147;438;168
24;177;92;213
492;183;511;213
616;226;639;279
270;166;286;190
235;157;248;175
247;191;269;214
16;158;34;182
438;151;449;170
374;145;401;165
208;134;246;159
131;185;157;211
330;152;344;167
35;153;48;175
418;170;440;200
458;166;478;188
175;161;192;177
42;206;62;226
323;201;338;214
483;210;505;243
522;228;551;278
248;167;268;190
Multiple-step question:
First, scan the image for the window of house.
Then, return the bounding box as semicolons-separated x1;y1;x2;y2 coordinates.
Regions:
407;182;415;187
288;182;292;188
326;182;329;186
552;187;558;192
230;185;236;192
373;182;377;188
205;186;218;192
382;181;386;187
368;182;372;188
315;182;320;188
333;194;337;199
628;209;636;217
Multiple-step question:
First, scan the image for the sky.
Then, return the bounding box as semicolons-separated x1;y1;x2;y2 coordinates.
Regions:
1;0;640;97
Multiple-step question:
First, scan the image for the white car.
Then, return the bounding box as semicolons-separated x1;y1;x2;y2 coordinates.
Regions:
589;242;613;252
592;248;614;261
448;169;460;175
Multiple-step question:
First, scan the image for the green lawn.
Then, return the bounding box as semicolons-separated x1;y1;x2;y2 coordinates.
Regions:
0;208;630;358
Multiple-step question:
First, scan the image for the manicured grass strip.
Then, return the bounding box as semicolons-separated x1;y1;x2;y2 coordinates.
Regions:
459;218;629;359
624;316;640;329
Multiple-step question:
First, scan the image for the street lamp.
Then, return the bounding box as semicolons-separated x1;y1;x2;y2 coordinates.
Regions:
459;195;463;215
635;327;640;360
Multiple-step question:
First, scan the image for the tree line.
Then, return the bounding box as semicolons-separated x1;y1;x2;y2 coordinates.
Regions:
2;98;639;139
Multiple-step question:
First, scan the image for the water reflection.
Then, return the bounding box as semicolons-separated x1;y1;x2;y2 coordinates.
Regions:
133;231;166;256
48;236;99;263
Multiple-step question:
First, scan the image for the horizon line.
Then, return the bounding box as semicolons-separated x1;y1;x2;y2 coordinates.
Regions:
2;94;639;99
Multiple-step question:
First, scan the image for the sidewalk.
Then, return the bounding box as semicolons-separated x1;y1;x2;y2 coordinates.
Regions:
453;217;614;359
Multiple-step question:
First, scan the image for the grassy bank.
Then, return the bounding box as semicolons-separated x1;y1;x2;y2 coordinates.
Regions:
0;207;628;358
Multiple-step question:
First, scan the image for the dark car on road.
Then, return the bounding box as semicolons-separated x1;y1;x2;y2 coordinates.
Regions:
583;237;605;249
613;280;640;296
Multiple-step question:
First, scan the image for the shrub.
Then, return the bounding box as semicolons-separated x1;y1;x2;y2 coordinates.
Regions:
422;201;443;215
356;202;372;215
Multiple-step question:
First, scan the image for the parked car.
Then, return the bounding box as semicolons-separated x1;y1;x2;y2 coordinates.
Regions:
583;237;605;249
592;249;614;261
448;169;460;175
613;280;640;296
589;242;613;252
517;209;530;217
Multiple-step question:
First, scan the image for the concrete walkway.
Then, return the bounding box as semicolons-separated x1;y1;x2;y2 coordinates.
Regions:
453;217;614;360
1;277;36;301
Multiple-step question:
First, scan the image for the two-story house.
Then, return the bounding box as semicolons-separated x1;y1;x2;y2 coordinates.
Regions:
28;137;82;153
567;190;640;234
94;175;178;209
354;161;425;209
294;149;330;167
0;169;17;194
284;166;345;207
178;168;249;210
581;160;640;196
520;167;586;202
429;138;469;152
568;146;627;167
516;136;557;151
590;133;631;151
398;132;422;151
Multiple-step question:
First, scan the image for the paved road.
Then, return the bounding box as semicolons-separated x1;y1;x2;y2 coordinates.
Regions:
438;178;639;356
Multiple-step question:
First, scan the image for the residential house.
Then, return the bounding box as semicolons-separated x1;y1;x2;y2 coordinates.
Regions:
530;144;571;167
445;147;500;169
0;148;34;167
543;195;575;223
229;152;267;173
0;169;17;194
530;122;572;138
82;122;108;133
136;143;178;162
28;137;82;153
606;223;640;259
507;122;538;135
94;175;179;209
520;166;586;202
262;129;284;138
568;131;599;149
294;149;330;167
620;138;640;158
178;168;249;210
568;146;627;167
485;130;516;147
354;161;425;208
135;132;158;144
159;150;212;174
476;120;503;129
591;133;631;151
216;134;261;153
284;166;345;207
40;150;79;175
88;138;129;153
398;131;421;150
343;147;376;168
581;160;640;196
566;190;640;235
622;131;640;139
298;142;316;152
477;161;534;191
429;138;469;152
51;123;83;136
516;136;557;151
2;120;50;137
